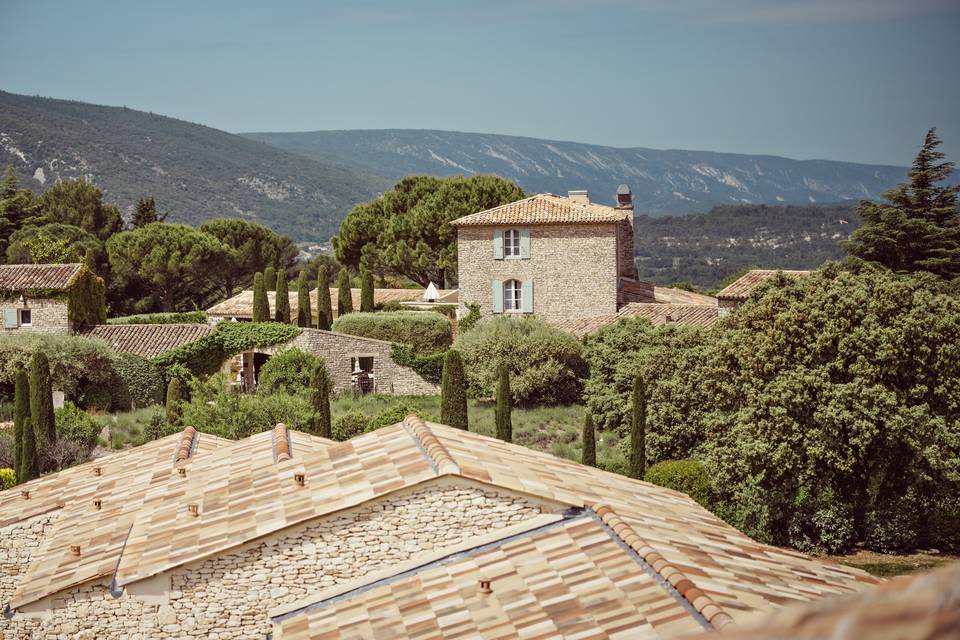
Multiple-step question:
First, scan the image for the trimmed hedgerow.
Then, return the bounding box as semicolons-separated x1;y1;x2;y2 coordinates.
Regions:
389;345;446;384
153;322;301;377
112;353;166;409
107;311;206;325
334;311;452;354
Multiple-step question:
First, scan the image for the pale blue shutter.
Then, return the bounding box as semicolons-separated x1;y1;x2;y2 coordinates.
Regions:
521;280;533;313
492;280;503;313
519;229;530;259
3;309;18;328
493;229;504;259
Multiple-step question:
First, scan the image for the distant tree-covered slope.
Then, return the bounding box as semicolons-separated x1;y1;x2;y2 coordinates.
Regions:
634;204;860;289
0;91;390;241
242;129;905;214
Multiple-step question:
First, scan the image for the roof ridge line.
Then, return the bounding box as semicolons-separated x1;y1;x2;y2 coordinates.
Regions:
273;423;292;463
589;502;735;630
402;415;460;475
173;426;198;465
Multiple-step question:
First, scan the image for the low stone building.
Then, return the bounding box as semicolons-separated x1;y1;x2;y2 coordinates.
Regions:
0;263;96;336
716;269;812;314
2;418;879;639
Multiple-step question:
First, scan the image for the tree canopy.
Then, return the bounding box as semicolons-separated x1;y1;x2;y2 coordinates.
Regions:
199;218;298;299
334;175;525;286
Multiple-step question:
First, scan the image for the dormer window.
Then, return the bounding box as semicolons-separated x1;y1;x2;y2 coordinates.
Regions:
503;229;521;258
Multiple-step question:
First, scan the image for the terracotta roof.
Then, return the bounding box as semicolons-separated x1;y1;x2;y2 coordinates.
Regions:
206;287;458;319
0;263;83;292
449;193;630;227
716;269;812;301
701;562;960;640
655;286;718;306
78;323;212;358
555;303;720;337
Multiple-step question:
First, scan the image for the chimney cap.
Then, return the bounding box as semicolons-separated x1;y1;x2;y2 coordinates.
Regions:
617;184;631;195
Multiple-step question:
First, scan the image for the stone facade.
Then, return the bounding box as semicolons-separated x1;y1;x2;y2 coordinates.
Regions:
457;223;621;324
0;298;71;336
5;481;542;639
616;217;638;280
1;511;59;639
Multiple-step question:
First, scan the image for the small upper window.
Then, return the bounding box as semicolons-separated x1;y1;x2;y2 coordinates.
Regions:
18;309;32;327
503;229;521;258
503;279;522;312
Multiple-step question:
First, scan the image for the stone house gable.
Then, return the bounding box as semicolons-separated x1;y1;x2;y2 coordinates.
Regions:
0;263;84;335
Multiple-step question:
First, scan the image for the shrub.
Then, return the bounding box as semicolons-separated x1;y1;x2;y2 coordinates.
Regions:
55;401;100;450
0;334;116;399
581;413;596;467
337;267;353;316
455;316;587;406
297;270;313;327
77;383;112;412
309;362;332;438
252;272;269;322
458;303;481;333
153;321;301;377
181;378;317;439
257;349;322;395
316;265;333;330
365;402;417;432
644;460;710;507
334;311;452;354
30;351;56;449
107;311;206;325
495;365;512;443
275;275;290;323
332;410;368;441
440;350;468;430
144;408;178;441
360;269;374;312
0;468;16;490
112;353;165;409
166;378;188;426
390;345;445;384
264;265;277;291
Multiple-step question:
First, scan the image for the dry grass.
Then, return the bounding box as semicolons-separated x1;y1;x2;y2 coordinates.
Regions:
825;550;959;577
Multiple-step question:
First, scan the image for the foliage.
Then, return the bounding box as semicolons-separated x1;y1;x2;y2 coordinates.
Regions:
153;321;301;378
257;349;322;395
309;361;332;438
629;375;647;479
55;401;100;450
365;402;418;432
336;267;353;316
132;196;166;228
458;303;481;333
316;264;332;330
844;128;960;278
333;311;452;354
13;369;30;483
495;365;512;443
165;377;188;426
0;333;116;399
263;266;277;291
108;311;206;325
36;179;123;240
440;349;468;430
77;382;112;412
0;467;15;490
360;269;374;312
29;351;56;450
274;275;290;323
67;266;107;327
581;413;596;467
112;353;165;409
252;272;269;322
296;270;313;327
197;218;298;299
389;345;446;384
455;316;587;406
6;222;101;264
334;175;525;286
644;460;709;507
332;410;369;442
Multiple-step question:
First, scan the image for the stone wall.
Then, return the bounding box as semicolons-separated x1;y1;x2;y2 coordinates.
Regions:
616;218;638;280
457;224;621;324
5;482;542;639
0;298;71;336
1;511;59;639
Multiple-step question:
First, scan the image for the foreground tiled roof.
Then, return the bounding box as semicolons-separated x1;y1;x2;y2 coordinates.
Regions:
449;194;630;227
206;287;458;319
4;417;877;635
0;263;83;292
555;303;720;337
715;269;812;301
78;323;213;358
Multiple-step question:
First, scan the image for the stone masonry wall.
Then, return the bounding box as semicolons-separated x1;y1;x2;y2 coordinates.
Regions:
457;224;620;324
0;299;71;336
617;218;638;280
1;511;59;639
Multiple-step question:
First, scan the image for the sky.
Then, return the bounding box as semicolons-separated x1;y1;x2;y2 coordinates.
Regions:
1;0;958;166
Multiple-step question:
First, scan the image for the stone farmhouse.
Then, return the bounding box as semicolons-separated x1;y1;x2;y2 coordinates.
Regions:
1;416;878;639
716;269;812;315
0;263;86;335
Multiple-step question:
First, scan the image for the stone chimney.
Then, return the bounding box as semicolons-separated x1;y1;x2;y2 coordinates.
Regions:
567;190;590;205
615;184;634;223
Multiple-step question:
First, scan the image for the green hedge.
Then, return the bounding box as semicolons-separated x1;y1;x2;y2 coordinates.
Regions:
390;345;446;384
153;322;301;377
0;468;15;490
108;311;206;325
0;334;115;399
257;349;322;395
643;460;710;507
333;311;452;354
112;353;166;409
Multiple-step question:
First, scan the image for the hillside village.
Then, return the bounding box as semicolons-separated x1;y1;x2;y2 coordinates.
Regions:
0;124;959;640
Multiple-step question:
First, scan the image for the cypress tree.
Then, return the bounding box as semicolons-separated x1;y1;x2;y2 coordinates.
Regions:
13;369;33;483
336;267;353;317
316;264;333;330
360;269;375;312
494;364;512;443
629;375;647;479
309;361;332;438
440;350;468;430
581;413;596;467
29;351;56;457
166;377;187;426
274;276;291;323
296;270;313;328
252;272;269;322
263;266;277;291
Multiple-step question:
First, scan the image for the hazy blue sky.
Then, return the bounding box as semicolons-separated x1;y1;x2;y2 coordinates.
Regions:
1;0;958;165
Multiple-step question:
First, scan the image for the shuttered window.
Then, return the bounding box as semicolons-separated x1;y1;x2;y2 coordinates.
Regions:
493;230;504;259
3;309;18;329
519;229;530;259
503;279;522;311
521;280;533;313
492;280;504;313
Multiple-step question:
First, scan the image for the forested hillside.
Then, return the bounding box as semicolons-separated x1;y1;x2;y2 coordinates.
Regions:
634;204;859;288
0;92;389;241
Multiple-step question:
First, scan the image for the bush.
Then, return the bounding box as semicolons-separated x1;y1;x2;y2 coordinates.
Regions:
458;303;481;333
643;460;710;507
0;334;116;399
108;311;206;325
332;410;369;441
77;383;112;412
0;467;16;490
366;402;417;433
55;401;100;450
181;377;317;439
257;349;322;395
390;345;446;384
112;353;165;409
334;311;452;353
153;321;301;378
455;316;587;406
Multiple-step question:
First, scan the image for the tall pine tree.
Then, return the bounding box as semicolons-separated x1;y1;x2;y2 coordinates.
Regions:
581;413;596;467
316;264;333;330
336;267;353;317
29;351;56;463
309;361;332;438
629;375;647;480
440;350;468;430
252;272;269;322
845;128;960;278
296;270;313;327
495;365;512;443
274;276;291;323
13;369;32;483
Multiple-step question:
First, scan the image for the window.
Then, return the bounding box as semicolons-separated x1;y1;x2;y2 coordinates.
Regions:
18;309;31;327
503;279;522;312
503;229;521;257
